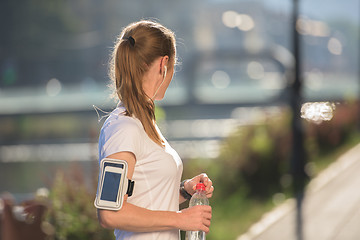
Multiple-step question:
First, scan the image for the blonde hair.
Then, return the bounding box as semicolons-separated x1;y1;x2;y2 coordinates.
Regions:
109;20;176;147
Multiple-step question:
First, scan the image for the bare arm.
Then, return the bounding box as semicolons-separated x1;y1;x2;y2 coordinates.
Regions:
97;152;212;233
98;202;178;232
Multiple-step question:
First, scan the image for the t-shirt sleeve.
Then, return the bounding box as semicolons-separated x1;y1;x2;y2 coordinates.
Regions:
99;119;143;161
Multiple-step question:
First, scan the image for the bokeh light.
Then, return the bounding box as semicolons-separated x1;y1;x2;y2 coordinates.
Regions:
211;70;231;89
327;37;343;55
247;61;264;80
301;102;336;123
222;11;255;32
46;78;62;97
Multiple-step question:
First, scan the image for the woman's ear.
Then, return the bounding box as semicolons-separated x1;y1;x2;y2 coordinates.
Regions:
159;56;169;75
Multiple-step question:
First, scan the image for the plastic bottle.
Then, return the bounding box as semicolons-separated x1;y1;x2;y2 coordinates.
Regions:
186;183;209;240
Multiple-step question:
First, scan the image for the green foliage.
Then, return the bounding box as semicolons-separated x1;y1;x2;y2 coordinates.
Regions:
45;166;114;240
305;102;359;155
184;110;292;201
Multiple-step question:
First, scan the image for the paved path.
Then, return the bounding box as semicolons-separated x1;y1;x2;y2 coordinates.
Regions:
238;143;360;240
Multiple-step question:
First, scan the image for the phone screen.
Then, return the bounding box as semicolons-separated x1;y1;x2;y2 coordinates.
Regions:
100;171;122;202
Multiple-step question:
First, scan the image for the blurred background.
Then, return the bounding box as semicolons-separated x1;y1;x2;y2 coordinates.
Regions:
0;0;359;239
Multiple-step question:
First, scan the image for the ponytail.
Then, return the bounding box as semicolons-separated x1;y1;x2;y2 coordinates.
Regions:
109;20;176;147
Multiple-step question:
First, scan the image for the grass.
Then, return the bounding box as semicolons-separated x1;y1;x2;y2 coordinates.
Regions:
207;194;275;240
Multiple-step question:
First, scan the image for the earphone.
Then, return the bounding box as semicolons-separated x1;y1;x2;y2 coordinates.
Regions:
152;66;167;99
164;66;167;78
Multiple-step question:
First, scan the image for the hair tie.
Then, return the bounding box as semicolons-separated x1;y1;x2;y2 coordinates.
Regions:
124;36;135;46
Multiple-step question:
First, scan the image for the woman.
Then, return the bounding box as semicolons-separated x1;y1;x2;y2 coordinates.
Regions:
96;20;214;240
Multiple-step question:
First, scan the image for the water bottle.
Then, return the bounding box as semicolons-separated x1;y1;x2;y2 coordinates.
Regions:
186;183;209;240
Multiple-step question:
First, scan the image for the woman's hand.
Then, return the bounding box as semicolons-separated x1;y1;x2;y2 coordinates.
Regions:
184;173;214;198
176;205;212;233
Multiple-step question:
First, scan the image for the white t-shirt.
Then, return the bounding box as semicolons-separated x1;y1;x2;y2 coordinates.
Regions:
98;105;183;240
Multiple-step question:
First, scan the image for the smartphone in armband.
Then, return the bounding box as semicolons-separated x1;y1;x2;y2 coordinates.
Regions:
94;158;134;211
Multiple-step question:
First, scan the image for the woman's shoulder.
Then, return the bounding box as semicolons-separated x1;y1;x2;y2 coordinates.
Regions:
101;109;143;136
98;108;146;160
